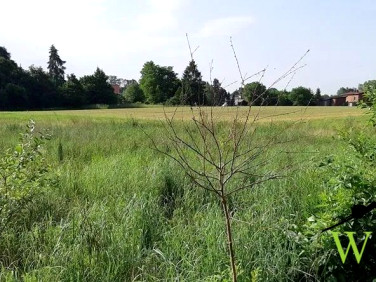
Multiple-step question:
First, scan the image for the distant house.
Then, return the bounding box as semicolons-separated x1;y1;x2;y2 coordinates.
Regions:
111;84;121;95
233;93;248;106
320;91;364;106
345;91;363;107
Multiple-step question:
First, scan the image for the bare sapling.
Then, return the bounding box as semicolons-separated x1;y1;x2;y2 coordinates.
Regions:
147;34;309;281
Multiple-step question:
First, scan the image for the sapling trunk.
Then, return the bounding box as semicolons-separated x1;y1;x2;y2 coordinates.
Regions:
221;196;237;282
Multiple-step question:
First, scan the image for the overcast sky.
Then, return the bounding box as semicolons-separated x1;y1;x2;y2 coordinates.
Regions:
1;0;375;94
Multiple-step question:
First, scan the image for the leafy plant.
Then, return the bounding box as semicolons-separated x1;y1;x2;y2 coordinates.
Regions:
300;85;376;280
0;120;52;235
360;83;376;127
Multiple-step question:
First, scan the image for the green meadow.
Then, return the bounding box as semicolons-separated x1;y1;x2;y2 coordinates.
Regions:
0;106;369;281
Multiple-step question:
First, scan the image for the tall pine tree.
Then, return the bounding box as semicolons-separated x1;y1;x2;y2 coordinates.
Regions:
181;60;205;105
47;45;66;86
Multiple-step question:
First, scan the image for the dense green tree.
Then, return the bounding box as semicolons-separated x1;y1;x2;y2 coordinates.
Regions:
277;90;293;106
139;61;179;104
359;80;376;107
265;88;279;106
80;68;117;105
47;45;66;86
0;54;18;88
165;86;183;105
359;80;376;93
1;46;123;109
289;86;314;106
0;46;11;60
0;84;28;109
60;74;86;107
28;65;60;108
139;62;161;103
243;82;267;106
313;88;322;105
123;82;145;103
0;51;42;110
204;78;228;106
181;60;205;105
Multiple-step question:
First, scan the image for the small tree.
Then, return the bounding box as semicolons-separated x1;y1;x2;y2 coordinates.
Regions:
0;121;51;236
148;37;308;281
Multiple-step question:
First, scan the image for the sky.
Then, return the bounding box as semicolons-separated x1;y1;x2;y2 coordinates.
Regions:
1;0;375;95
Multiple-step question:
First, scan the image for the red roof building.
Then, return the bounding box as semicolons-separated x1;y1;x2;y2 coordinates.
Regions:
320;91;364;106
111;84;121;95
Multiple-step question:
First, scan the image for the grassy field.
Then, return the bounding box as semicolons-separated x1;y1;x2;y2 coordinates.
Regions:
0;105;365;122
0;106;369;281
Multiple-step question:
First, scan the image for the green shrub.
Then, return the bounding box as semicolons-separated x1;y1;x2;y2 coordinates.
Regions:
299;86;376;280
0;120;54;271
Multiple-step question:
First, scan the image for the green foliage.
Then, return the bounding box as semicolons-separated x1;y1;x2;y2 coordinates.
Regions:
204;78;229;106
123;82;145;103
299;90;376;280
314;88;322;105
0;120;52;235
264;87;280;105
47;45;66;86
243;81;267;105
300;131;376;280
359;80;376;93
80;67;118;105
27;65;60;108
139;61;180;104
360;82;376;126
0;46;116;109
275;90;292;106
181;60;205;105
0;46;11;60
289;86;313;106
0;54;30;110
59;74;86;107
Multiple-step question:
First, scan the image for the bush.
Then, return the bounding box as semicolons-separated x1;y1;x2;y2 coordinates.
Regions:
0;120;53;255
298;85;376;280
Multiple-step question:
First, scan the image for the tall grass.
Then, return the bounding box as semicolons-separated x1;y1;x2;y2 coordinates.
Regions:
0;110;365;281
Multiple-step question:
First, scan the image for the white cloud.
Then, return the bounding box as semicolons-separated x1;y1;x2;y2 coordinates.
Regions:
197;16;254;38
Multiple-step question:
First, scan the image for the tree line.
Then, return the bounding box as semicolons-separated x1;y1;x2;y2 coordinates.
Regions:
2;45;372;110
0;46;117;110
124;60;323;106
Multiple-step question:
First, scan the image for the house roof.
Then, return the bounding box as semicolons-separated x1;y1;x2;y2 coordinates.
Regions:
321;91;364;100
